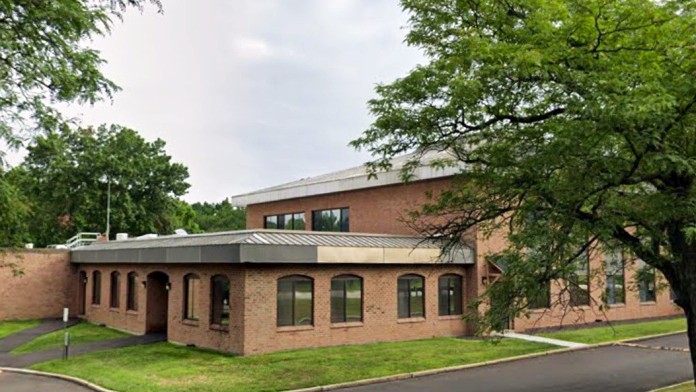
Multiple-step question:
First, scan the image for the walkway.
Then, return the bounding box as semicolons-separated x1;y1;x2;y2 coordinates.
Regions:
0;370;94;392
339;333;692;392
496;331;589;348
0;319;166;368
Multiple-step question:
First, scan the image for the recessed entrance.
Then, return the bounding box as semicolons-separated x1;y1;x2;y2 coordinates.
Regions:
146;271;170;334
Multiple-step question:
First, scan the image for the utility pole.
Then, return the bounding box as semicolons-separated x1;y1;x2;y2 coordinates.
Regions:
106;178;111;240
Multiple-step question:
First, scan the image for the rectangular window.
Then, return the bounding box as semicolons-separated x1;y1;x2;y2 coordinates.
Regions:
184;275;200;320
438;275;463;316
110;272;120;308
126;272;138;311
211;275;230;326
528;280;551;309
311;208;349;232
569;251;590;306
637;259;656;302
277;276;314;326
331;276;363;323
398;275;425;318
265;212;305;230
92;271;101;305
605;249;625;305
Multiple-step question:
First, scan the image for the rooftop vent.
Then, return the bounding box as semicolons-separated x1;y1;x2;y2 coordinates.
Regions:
116;233;129;241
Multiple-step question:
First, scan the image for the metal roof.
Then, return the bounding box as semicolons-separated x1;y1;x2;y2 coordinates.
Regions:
230;150;461;207
74;230;442;251
70;229;475;265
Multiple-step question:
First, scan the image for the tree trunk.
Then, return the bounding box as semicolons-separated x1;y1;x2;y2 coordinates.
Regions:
685;306;696;386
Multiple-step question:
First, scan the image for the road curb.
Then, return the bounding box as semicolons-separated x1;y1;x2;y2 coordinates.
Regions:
649;380;694;392
288;329;689;392
0;367;116;392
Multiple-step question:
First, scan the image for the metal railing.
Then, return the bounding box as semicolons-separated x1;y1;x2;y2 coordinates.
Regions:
48;232;101;249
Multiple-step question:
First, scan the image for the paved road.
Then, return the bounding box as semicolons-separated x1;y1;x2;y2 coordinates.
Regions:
635;334;689;350
0;371;93;392
340;333;692;392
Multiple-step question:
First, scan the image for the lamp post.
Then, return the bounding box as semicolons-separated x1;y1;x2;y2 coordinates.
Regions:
105;177;111;240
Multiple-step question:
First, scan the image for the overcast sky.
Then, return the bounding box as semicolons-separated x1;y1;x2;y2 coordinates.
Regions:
41;0;423;203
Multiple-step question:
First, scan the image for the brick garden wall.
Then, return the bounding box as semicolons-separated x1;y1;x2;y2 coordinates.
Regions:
0;249;75;321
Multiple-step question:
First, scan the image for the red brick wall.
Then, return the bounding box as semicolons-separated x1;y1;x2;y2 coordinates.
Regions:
242;264;470;355
475;231;683;331
246;178;454;235
78;263;246;354
0;250;75;321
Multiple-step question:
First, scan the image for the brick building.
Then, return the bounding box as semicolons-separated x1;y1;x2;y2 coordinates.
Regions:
0;152;681;355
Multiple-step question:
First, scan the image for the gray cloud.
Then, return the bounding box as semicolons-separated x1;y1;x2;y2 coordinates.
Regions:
60;0;423;202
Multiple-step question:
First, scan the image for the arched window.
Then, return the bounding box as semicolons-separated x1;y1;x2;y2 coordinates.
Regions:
210;275;230;326
91;271;101;305
331;275;362;323
438;274;463;316
126;272;138;311
277;275;313;326
184;274;200;320
110;271;120;309
397;274;425;319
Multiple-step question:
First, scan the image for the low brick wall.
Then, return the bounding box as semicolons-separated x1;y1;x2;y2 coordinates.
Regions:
0;249;75;321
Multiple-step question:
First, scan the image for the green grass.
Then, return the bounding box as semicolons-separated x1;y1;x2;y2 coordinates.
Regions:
0;319;40;339
12;322;129;354
656;381;695;392
540;318;686;344
32;337;554;392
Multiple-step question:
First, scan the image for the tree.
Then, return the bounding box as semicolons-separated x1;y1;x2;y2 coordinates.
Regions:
352;0;696;379
191;199;246;232
11;125;192;246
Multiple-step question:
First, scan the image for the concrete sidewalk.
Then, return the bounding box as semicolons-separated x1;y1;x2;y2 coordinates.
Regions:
0;370;95;392
0;333;166;367
0;319;78;353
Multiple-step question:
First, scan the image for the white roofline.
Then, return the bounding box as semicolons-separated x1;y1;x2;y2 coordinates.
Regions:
231;165;458;206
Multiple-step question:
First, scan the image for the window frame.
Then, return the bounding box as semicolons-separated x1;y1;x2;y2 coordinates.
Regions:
568;251;591;307
264;212;306;230
183;273;201;321
330;275;363;323
438;274;463;316
210;274;231;327
604;249;625;305
277;275;314;327
311;207;349;232
109;271;120;309
126;272;138;311
397;274;425;319
92;271;101;305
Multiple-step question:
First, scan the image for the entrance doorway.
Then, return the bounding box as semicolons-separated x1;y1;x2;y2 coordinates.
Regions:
78;271;87;315
146;271;170;334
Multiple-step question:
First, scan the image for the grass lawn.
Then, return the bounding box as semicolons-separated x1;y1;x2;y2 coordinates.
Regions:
32;338;554;392
540;318;686;344
657;381;695;392
12;322;129;354
0;319;40;339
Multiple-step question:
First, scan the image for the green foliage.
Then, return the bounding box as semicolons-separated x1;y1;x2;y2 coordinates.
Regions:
0;319;39;339
191;199;246;232
540;317;686;344
31;338;552;391
352;0;696;333
10;125;192;246
12;322;128;354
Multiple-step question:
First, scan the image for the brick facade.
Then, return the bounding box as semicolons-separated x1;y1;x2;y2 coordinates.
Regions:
0;250;75;322
75;262;469;355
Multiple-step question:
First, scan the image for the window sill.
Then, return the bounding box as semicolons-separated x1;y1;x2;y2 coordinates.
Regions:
608;303;625;308
330;321;364;329
438;315;463;320
640;301;657;306
527;308;549;314
91;304;100;308
397;317;426;324
210;324;229;332
126;310;138;316
182;319;200;327
109;307;120;313
277;325;314;333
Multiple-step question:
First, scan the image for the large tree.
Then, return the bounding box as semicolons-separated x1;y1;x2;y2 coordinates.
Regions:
352;0;696;379
191;199;246;233
0;0;159;247
10;125;192;246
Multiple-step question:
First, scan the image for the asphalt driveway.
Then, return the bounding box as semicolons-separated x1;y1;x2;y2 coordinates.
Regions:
0;371;94;392
340;333;692;392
